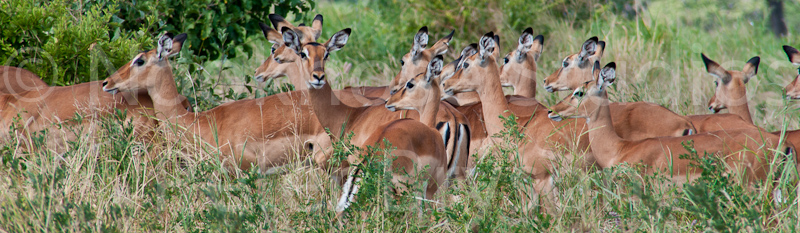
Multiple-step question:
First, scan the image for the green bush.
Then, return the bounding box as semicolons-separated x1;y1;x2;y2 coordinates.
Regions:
0;0;314;85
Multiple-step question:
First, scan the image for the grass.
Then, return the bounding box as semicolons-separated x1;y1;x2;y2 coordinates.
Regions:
3;0;800;231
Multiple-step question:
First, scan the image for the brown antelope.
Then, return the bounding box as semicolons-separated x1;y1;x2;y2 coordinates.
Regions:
699;52;800;156
499;28;543;98
548;61;795;185
543;37;606;92
783;45;800;99
336;56;449;215
0;66;48;94
279;27;471;180
102;33;334;172
442;32;594;199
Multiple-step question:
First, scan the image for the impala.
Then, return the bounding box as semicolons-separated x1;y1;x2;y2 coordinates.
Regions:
102;33;334;172
336;56;450;215
278;27;471;181
501;31;695;139
442;32;594;198
783;45;800;99
549;61;795;185
700;52;800;156
542;36;606;92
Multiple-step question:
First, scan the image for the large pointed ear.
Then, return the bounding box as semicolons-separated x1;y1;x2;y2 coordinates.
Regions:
169;33;188;57
260;22;282;44
425;55;444;83
310;14;323;41
531;35;544;62
701;53;730;84
411;26;429;58
479;31;496;62
595;41;606;58
269;14;295;30
492;34;500;58
325;28;351;53
428;29;453;56
458;43;478;69
578;36;598;62
783;45;800;65
742;56;759;83
282;27;301;53
156;33;174;60
595;61;615;90
516;28;533;54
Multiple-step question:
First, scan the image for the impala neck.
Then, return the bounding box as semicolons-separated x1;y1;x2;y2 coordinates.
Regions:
148;66;190;121
288;62;307;91
477;59;513;136
419;81;442;128
513;54;537;98
585;94;625;168
308;81;357;140
728;101;753;124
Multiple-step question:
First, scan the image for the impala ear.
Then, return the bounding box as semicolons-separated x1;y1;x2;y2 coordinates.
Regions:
600;62;617;87
168;33;188;57
269;14;295;30
742;56;760;83
479;32;496;63
428;29;454;56
701;53;731;84
783;45;800;66
282;27;301;54
311;14;323;40
260;22;282;44
516;28;534;59
458;43;478;70
411;26;429;59
425;55;444;83
531;35;544;62
492;34;500;58
156;33;174;61
326;28;351;53
595;41;606;58
578;36;598;63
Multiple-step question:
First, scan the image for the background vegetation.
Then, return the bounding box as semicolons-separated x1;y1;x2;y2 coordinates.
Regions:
2;0;800;231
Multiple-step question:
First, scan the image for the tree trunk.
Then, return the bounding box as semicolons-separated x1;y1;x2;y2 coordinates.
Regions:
767;0;787;37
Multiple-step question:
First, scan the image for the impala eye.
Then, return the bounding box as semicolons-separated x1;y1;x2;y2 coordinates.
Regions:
574;91;585;98
271;47;276;54
135;59;145;66
562;59;569;68
406;81;415;89
714;80;718;86
504;57;509;64
274;57;282;64
324;52;329;60
462;62;470;69
400;59;405;66
300;52;307;59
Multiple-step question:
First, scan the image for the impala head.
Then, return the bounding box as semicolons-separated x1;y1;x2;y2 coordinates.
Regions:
441;32;498;96
281;27;351;89
439;44;477;84
782;45;800;99
703;53;759;113
253;22;302;82
499;28;544;88
102;33;187;94
390;27;453;95
385;55;444;112
548;61;616;121
543;36;605;92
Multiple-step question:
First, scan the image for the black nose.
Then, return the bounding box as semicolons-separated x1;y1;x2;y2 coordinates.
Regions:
547;110;553;114
312;74;325;81
102;81;108;86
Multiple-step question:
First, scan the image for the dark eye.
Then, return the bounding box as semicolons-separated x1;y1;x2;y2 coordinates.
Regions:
274;57;282;64
324;53;329;60
135;59;145;66
300;52;307;59
562;59;569;68
574;91;585;98
714;80;718;86
406;81;415;89
462;62;470;69
400;59;405;66
271;47;276;54
504;57;509;64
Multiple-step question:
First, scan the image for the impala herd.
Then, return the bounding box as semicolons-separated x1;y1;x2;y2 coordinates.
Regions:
2;14;800;214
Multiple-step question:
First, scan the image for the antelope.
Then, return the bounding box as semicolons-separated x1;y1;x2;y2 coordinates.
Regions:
543;37;606;92
783;45;800;99
0;66;48;94
102;33;333;172
548;61;795;185
441;32;594;199
699;52;800;156
336;56;449;215
278;27;471;180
